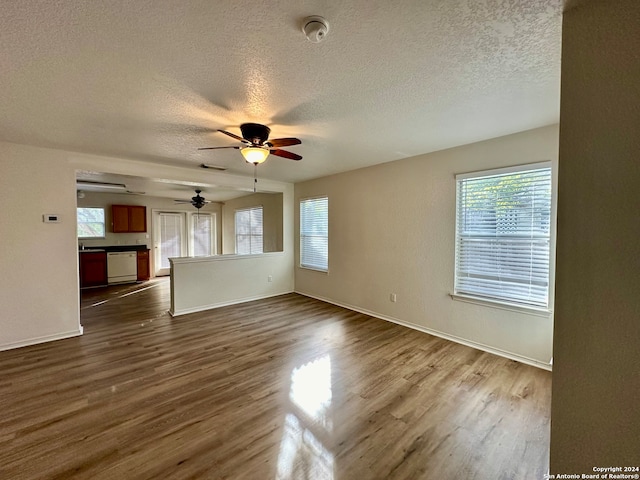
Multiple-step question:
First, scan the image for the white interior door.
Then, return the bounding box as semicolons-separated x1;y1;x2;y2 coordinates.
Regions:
155;212;185;276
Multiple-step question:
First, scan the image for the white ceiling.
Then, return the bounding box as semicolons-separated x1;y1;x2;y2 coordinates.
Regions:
0;0;562;197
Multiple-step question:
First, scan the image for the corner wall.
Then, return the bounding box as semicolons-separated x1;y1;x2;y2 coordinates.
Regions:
295;125;559;367
0;142;82;350
550;0;640;472
221;192;284;254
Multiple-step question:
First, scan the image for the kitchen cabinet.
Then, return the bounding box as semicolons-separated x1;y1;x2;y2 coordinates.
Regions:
112;205;147;233
79;251;107;288
137;249;150;281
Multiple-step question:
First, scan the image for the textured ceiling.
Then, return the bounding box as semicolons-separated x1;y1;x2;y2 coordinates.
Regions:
0;0;562;192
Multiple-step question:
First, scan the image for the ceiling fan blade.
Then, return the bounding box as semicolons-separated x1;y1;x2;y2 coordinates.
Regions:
270;148;302;161
198;146;240;150
174;200;193;203
218;129;248;143
267;138;302;148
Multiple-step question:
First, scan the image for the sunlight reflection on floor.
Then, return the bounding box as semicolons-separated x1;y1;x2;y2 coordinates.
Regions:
276;413;334;480
82;281;164;310
289;355;333;430
276;355;335;480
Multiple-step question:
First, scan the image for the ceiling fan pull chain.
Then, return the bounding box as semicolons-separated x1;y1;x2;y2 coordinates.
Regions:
254;162;258;193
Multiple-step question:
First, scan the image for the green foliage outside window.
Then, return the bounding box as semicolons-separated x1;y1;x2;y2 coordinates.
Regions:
77;207;105;238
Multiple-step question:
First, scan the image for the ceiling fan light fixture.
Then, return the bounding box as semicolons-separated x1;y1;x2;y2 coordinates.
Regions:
241;146;269;164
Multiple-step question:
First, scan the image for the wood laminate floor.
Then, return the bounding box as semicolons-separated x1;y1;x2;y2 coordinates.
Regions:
0;279;551;479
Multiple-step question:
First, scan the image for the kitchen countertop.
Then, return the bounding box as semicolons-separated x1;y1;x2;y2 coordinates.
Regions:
79;245;149;253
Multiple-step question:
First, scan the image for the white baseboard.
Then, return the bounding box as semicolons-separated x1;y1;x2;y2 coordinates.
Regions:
170;290;294;317
295;291;552;371
0;327;84;352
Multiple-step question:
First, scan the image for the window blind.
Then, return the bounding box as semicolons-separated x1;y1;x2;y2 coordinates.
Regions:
192;214;213;256
300;197;328;271
235;207;263;255
159;213;183;269
455;164;552;308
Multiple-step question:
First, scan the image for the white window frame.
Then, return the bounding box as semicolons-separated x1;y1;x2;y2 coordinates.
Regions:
152;209;217;276
235;206;263;255
153;211;186;276
189;212;216;256
77;207;106;239
300;196;329;272
453;162;553;313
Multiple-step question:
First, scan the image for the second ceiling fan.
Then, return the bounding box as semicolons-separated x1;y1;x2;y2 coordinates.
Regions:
174;189;210;210
198;123;302;164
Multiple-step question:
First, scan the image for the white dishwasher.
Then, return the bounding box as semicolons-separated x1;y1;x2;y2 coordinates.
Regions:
107;251;138;284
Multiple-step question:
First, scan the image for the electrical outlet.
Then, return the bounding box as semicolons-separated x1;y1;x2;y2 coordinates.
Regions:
390;293;397;303
268;275;273;283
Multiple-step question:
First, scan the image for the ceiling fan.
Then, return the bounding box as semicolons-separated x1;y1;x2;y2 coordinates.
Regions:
174;189;210;210
198;123;302;164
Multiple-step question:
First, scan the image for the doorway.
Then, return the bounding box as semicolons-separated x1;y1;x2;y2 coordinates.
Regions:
153;211;216;276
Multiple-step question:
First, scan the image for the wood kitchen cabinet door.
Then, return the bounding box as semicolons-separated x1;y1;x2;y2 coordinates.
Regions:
112;205;130;232
137;250;150;281
80;252;107;288
128;206;147;232
112;205;147;233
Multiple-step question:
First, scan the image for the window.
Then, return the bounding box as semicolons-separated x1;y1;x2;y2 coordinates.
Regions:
454;163;552;309
157;212;184;272
191;213;215;256
300;196;328;271
77;207;105;238
153;211;216;276
235;206;263;254
192;214;214;256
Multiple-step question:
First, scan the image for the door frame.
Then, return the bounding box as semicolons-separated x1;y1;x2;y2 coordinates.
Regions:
152;209;217;276
153;210;187;277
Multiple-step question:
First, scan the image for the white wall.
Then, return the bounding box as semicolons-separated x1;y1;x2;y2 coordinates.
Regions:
550;0;640;473
170;253;293;315
295;125;559;368
0;142;82;350
169;186;295;315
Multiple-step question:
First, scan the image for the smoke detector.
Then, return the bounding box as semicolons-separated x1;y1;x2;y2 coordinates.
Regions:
302;16;330;43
